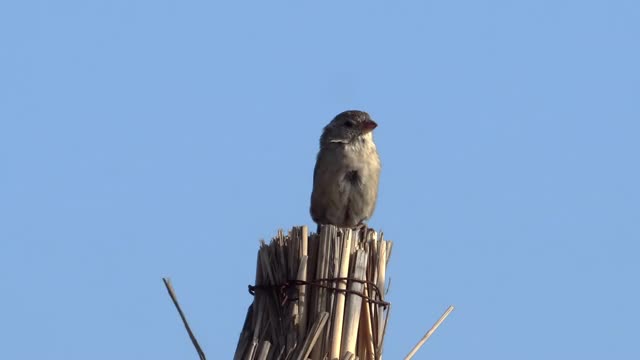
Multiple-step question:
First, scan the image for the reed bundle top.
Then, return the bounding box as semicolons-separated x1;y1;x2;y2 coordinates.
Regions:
234;225;392;360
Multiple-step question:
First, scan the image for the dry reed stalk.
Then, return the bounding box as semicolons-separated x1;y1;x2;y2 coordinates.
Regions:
162;278;206;360
340;250;368;356
375;237;389;354
294;311;329;360
403;305;455;360
234;225;392;360
329;229;352;359
256;341;271;360
297;226;309;340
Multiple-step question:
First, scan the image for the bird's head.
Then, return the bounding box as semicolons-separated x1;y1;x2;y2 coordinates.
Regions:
320;110;377;145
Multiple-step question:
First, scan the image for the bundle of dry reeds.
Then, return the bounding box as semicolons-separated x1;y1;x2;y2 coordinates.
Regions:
234;225;392;360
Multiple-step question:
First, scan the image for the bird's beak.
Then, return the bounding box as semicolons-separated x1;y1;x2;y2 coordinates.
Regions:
361;119;377;133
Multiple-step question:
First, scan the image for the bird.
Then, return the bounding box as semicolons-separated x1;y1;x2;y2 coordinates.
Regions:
310;110;381;229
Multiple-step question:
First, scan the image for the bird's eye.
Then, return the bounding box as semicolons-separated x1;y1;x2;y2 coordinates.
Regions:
344;120;354;128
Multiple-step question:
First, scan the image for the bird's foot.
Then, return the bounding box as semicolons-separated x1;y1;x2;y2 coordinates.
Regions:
354;222;371;238
354;222;367;231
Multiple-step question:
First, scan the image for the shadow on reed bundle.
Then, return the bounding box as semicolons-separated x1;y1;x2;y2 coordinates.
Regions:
234;225;392;360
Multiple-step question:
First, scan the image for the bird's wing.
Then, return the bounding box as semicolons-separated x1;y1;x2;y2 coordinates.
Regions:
310;148;345;224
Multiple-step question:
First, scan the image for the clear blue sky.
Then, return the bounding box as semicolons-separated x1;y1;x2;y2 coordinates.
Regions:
1;1;638;359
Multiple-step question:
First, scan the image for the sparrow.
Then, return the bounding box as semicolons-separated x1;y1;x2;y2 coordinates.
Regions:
310;110;381;228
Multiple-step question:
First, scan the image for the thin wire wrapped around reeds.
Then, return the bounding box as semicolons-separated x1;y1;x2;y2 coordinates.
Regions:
234;225;393;360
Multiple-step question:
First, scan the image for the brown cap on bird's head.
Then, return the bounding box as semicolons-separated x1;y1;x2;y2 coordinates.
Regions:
333;110;377;131
321;110;378;145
